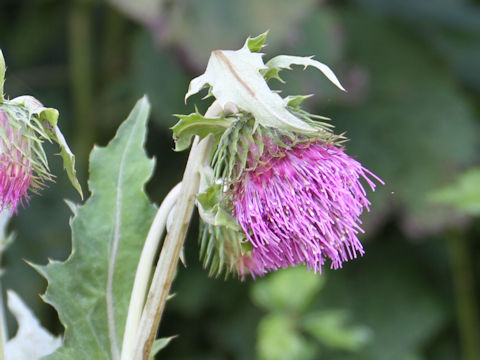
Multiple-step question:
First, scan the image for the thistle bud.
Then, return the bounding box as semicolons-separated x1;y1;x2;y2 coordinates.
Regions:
0;49;82;212
0;108;52;212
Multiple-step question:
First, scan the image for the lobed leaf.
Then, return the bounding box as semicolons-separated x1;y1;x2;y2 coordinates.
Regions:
264;55;345;91
172;112;232;151
35;97;156;360
184;44;321;134
245;31;269;53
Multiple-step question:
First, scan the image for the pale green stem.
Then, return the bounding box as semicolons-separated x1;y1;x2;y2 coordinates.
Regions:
120;182;182;360
131;102;222;360
0;49;5;103
448;230;480;360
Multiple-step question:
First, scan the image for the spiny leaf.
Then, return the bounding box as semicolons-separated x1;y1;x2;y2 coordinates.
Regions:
51;126;83;199
264;55;345;91
282;94;313;109
35;97;156;360
172;112;231;151
245;31;269;52
184;45;320;134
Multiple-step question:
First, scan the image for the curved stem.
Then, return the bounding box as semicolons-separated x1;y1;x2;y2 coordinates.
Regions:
132;102;222;360
121;182;182;360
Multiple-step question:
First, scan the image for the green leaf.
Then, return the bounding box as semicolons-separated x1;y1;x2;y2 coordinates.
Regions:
251;266;324;312
172;112;231;151
245;31;269;52
8;95;83;198
34;97;156;359
148;336;175;359
283;95;314;109
264;55;345;91
429;167;480;216
50;126;83;199
257;313;315;360
301;310;372;351
184;43;321;134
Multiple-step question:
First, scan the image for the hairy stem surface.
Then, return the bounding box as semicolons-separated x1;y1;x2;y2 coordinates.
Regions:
132;102;221;359
121;183;182;360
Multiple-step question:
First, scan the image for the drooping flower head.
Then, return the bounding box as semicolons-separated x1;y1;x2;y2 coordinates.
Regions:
175;32;383;278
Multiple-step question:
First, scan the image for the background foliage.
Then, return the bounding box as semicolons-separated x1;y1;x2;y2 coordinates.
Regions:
1;0;480;359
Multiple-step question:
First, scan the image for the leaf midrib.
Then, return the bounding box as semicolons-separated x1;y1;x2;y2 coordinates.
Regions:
106;114;141;360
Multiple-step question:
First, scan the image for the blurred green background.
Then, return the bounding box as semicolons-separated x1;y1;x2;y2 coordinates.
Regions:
1;0;480;359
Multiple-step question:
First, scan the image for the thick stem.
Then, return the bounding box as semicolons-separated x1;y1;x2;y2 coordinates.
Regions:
131;102;222;360
121;182;182;360
448;229;480;360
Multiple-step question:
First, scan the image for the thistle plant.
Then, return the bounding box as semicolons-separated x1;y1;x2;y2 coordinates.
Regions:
0;33;382;360
173;32;383;279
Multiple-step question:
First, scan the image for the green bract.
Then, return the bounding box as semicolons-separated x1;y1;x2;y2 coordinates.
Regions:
8;96;82;198
0;50;82;199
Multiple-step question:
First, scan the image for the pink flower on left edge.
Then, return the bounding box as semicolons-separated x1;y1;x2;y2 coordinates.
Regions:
0;109;34;212
233;141;383;277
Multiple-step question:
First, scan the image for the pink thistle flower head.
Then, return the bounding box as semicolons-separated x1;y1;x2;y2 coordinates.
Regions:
0;50;82;211
0;110;34;212
196;115;383;279
233;140;382;277
178;32;383;278
0;105;56;214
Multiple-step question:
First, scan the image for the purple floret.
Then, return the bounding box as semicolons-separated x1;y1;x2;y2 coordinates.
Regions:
233;142;382;277
0;110;33;212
